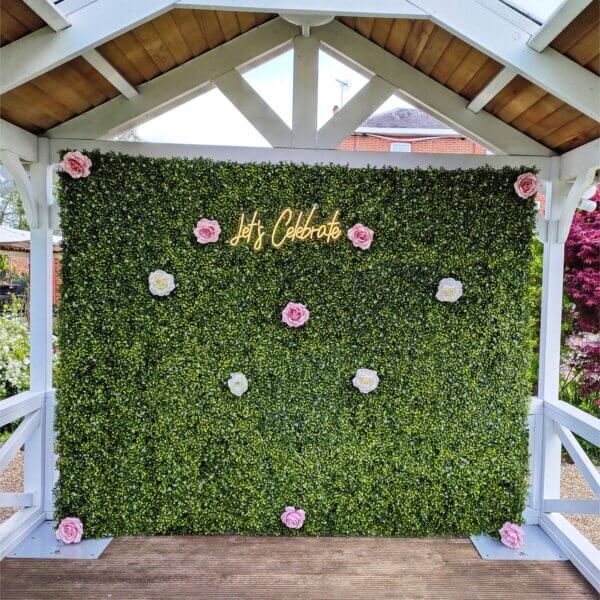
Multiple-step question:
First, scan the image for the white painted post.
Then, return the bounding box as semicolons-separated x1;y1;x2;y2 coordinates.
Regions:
25;138;54;515
538;169;569;506
292;36;319;149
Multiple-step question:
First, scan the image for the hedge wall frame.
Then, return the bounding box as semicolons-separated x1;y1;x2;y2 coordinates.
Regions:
55;151;536;538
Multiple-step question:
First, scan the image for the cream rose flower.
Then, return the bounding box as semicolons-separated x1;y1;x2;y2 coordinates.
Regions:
435;278;463;303
227;372;248;397
352;368;379;393
148;270;175;296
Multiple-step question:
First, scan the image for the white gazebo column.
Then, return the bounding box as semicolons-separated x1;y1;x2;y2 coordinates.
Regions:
26;138;55;517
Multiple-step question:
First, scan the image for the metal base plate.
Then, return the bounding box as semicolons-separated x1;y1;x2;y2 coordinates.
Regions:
8;521;112;559
471;525;568;561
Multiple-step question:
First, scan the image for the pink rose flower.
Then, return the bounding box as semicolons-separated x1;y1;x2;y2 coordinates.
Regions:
55;517;84;544
514;172;540;199
281;506;305;529
60;151;92;179
347;223;374;250
194;218;221;244
499;522;524;549
281;302;309;328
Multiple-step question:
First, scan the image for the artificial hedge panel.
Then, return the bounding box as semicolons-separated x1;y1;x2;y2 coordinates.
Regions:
56;151;535;537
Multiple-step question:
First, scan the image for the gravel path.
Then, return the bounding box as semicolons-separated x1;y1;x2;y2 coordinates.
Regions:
0;454;597;549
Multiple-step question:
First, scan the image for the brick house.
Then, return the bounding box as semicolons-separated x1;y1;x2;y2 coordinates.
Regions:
337;107;489;155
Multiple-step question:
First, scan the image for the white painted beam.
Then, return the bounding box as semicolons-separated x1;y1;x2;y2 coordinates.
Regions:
292;36;319;149
176;0;428;18
0;0;174;94
0;120;38;163
82;49;139;99
317;75;396;149
467;68;516;113
557;168;596;242
47;139;552;177
46;18;299;139
409;0;600;122
22;0;70;31
528;0;593;52
313;20;554;156
214;69;291;147
560;138;600;180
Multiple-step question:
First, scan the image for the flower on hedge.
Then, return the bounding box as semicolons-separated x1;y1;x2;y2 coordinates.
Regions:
227;372;248;397
281;302;309;328
148;270;175;296
281;506;305;529
353;368;379;393
499;522;524;549
514;172;539;199
194;218;221;244
60;151;92;179
347;223;374;250
55;517;83;544
436;278;463;303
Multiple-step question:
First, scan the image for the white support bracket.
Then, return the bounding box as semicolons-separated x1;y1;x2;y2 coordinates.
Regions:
557;169;597;243
213;69;292;148
0;150;37;228
22;0;70;32
292;36;319;149
317;75;396;149
82;49;139;99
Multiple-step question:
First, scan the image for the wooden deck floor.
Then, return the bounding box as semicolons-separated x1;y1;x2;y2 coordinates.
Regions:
0;536;596;599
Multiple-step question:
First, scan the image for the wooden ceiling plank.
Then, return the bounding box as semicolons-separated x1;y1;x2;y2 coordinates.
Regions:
215;10;241;41
338;16;356;30
445;47;488;95
510;94;564;132
236;11;257;32
415;26;453;75
31;68;92;114
355;17;376;39
153;12;193;65
429;36;471;85
485;75;529;114
0;102;43;134
564;26;600;68
585;54;600;75
73;56;120;100
496;83;548;124
551;3;599;54
132;21;178;73
55;61;107;107
3;0;45;31
97;41;146;87
402;20;436;66
555;126;600;152
526;104;580;140
384;19;413;57
0;9;30;43
112;32;162;82
171;10;209;57
194;11;226;48
543;114;598;149
0;88;58;130
459;59;503;100
370;19;394;48
22;81;75;123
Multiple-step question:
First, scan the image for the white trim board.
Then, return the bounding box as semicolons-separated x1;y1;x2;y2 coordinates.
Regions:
47;138;552;176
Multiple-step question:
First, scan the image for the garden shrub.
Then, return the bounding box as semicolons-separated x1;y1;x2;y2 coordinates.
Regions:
55;152;535;537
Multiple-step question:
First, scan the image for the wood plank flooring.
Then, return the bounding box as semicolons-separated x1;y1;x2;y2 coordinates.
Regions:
0;535;596;599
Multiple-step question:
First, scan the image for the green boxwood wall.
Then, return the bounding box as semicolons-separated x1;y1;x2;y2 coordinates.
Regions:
56;151;535;538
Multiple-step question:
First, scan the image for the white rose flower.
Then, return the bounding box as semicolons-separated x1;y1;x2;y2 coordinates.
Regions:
435;278;463;303
227;372;248;397
352;368;379;394
149;270;175;296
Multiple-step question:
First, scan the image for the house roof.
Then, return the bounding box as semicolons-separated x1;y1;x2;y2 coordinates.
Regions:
0;226;62;245
361;108;448;130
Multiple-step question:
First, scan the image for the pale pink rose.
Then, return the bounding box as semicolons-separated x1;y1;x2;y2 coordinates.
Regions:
347;223;374;250
60;151;92;179
281;506;305;529
194;218;221;244
514;172;540;199
55;517;84;544
499;522;524;549
281;302;309;328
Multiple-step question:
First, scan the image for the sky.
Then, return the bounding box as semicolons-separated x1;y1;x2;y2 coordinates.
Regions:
134;49;411;147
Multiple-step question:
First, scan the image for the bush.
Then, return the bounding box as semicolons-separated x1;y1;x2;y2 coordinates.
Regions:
0;313;29;399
